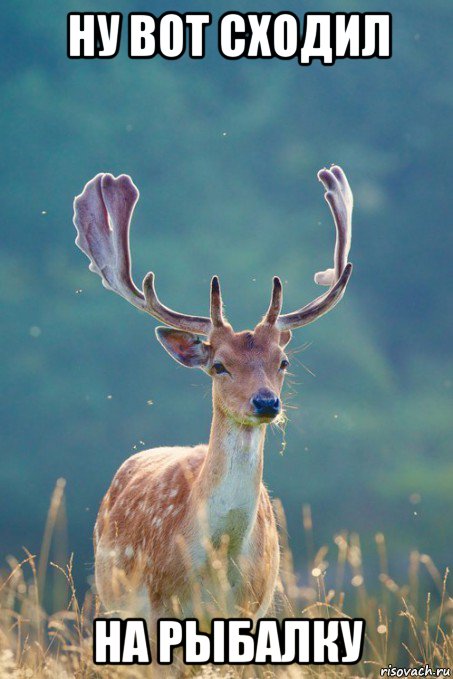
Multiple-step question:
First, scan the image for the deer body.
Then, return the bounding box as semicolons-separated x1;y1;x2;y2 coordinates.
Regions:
74;165;353;631
94;427;278;623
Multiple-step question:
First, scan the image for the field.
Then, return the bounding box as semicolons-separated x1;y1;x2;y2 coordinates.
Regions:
0;482;451;678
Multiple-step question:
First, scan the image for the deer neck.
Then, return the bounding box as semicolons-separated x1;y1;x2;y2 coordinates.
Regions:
194;408;266;551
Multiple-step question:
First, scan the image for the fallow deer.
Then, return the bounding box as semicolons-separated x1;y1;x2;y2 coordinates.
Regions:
73;165;353;635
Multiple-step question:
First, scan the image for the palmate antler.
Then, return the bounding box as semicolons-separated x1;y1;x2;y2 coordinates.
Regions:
74;166;353;335
263;165;353;330
73;173;213;334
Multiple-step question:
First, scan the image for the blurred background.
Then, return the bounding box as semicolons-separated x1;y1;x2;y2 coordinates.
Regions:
1;0;452;595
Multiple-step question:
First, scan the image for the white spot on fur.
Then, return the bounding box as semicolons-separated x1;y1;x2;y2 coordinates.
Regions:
169;488;178;499
125;545;134;558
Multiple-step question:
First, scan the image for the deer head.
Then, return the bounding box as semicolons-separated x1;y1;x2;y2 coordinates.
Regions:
73;166;353;426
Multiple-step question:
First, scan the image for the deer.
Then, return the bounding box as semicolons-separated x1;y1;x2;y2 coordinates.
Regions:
73;165;353;639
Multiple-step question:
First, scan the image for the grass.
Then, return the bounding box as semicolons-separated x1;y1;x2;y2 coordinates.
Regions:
0;481;451;678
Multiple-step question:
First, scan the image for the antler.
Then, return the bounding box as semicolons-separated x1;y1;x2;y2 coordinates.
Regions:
73;173;213;334
269;165;353;330
74;167;352;337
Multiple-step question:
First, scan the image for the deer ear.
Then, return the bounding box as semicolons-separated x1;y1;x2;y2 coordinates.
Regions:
155;327;210;369
279;330;292;348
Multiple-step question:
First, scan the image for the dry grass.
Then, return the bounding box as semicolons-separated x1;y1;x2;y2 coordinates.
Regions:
0;482;451;678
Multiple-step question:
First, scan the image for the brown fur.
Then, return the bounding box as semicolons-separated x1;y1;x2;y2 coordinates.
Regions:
94;322;288;633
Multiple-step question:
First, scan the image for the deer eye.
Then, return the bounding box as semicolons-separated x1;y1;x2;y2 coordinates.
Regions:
213;362;228;375
280;359;290;371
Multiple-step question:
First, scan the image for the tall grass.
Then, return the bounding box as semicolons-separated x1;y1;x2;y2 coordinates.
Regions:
0;481;451;677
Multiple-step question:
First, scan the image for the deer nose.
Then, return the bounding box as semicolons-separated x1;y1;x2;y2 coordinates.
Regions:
251;389;281;417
